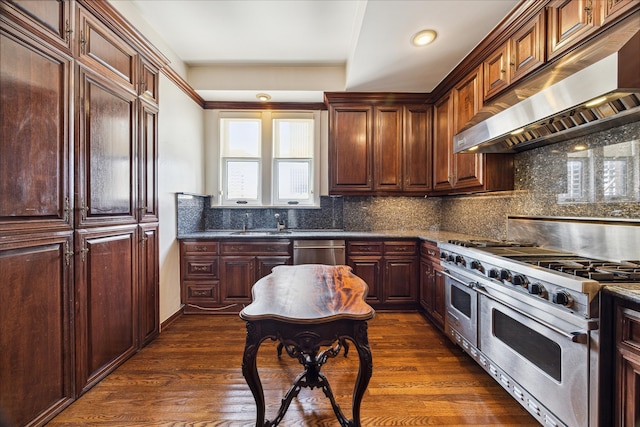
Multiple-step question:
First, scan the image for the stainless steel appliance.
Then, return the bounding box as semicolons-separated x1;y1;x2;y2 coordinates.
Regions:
293;240;346;266
439;239;618;427
440;216;640;427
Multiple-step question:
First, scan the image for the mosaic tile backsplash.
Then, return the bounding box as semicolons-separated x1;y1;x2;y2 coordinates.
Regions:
178;121;639;238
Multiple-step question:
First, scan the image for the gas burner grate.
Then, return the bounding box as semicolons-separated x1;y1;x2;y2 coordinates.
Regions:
447;239;535;248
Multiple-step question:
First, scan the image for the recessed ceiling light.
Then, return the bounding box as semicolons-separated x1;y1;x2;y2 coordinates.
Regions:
411;29;437;47
256;93;271;102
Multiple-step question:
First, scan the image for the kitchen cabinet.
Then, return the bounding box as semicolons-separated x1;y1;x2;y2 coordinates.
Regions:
180;239;292;314
328;96;432;196
0;233;74;427
347;240;418;310
603;0;638;23
547;0;601;60
1;0;72;52
419;241;445;330
483;10;545;100
328;104;374;193
1;1;164;424
614;298;640;427
433;82;514;194
74;225;139;395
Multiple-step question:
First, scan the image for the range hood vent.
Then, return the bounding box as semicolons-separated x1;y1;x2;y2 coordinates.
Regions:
454;30;640;154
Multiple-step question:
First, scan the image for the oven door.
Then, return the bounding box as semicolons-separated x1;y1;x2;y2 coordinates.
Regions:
479;294;590;427
444;270;477;348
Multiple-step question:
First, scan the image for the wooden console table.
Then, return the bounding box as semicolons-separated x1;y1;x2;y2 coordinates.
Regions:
240;264;375;427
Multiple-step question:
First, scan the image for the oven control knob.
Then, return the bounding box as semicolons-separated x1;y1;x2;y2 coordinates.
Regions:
455;255;466;267
529;283;545;296
500;269;511;281
470;260;484;272
448;254;455;262
512;274;527;287
488;268;500;279
440;252;448;260
552;291;573;307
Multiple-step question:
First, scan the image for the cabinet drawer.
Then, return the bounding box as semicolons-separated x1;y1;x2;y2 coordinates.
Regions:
220;240;291;256
183;257;218;280
421;241;440;261
618;306;640;353
181;240;218;255
348;241;383;255
384;241;417;256
184;281;219;303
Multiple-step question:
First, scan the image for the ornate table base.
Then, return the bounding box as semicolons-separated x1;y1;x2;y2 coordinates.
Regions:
241;319;373;427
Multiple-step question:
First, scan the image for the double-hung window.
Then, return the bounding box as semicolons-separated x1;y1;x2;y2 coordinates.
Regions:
218;111;319;207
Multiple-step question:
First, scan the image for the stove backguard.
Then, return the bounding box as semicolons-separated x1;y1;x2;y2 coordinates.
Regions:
507;216;640;263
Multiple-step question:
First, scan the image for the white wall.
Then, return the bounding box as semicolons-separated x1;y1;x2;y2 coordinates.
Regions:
158;75;205;322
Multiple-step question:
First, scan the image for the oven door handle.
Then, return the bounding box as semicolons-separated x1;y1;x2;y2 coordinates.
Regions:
474;286;590;344
441;270;475;288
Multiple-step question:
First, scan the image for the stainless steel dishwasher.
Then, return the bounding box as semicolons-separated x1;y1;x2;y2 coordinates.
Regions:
293;240;346;265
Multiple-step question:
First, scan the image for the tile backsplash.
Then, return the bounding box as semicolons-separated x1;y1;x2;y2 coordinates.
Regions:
178;121;639;238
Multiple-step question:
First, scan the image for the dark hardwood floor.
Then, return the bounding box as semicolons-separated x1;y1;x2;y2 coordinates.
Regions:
48;312;539;426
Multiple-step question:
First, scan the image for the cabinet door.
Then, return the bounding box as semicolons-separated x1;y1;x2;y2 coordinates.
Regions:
0;233;74;427
374;105;403;191
603;0;637;23
138;100;158;222
453;68;485;190
615;304;640;427
419;258;434;312
138;223;159;347
77;6;137;90
329;104;373;193
139;56;159;104
384;258;418;304
510;10;546;84
348;256;382;305
403;105;432;193
256;256;291;280
2;0;72;51
432;93;454;191
220;256;254;304
0;29;72;233
547;0;601;60
75;226;138;395
483;42;510;100
432;265;446;328
77;68;137;227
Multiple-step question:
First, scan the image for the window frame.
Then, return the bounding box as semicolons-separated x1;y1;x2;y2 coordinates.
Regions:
213;110;321;208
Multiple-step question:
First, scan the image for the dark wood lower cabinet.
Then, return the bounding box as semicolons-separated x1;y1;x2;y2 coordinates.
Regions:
0;233;75;427
347;240;418;310
419;241;445;330
75;226;138;395
139;223;160;347
614;299;640;427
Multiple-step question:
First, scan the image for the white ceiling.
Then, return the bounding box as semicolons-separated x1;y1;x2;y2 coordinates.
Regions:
129;0;520;102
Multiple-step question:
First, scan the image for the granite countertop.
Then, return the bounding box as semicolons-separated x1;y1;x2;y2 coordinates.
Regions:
177;228;484;243
603;283;640;304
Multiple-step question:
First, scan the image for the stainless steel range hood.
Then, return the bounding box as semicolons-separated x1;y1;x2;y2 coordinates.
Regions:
454;30;640;154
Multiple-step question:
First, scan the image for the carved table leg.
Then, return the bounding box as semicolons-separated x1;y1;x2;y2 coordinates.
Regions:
350;321;373;426
241;321;267;427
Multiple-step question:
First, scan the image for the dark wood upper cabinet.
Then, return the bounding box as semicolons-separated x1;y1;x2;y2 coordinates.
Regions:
2;0;72;51
547;0;601;60
139;100;159;223
0;29;72;233
77;68;137;227
328;97;431;196
374;105;403;191
77;5;137;90
432;92;454;191
484;10;545;100
511;10;546;84
403;104;433;193
329;104;374;193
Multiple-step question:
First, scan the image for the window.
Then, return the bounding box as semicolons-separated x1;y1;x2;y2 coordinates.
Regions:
217;111;320;207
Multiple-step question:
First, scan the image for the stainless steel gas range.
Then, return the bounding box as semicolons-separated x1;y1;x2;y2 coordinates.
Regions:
438;217;640;427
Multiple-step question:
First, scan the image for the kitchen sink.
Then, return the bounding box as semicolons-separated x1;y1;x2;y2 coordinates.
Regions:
230;230;292;236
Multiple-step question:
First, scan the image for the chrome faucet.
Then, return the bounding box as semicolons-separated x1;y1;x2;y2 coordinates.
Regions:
275;213;286;232
242;212;249;231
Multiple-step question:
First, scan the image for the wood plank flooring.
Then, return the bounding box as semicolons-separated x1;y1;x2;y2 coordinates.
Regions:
48;312;539;426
